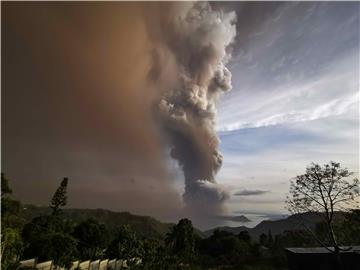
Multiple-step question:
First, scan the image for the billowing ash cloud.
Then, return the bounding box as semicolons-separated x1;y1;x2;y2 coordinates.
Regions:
148;2;237;216
3;1;237;225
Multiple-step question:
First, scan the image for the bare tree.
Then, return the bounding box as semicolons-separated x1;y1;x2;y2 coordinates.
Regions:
286;161;359;269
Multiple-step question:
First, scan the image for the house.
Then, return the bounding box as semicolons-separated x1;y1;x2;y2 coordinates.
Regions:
285;246;360;270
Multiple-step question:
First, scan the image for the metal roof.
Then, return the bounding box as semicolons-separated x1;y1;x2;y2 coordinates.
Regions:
285;246;360;254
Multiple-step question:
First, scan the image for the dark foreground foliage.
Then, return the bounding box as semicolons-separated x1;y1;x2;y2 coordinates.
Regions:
2;172;360;270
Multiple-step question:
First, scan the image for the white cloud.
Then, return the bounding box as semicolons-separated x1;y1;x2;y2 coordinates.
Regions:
217;114;359;215
218;51;358;132
214;2;359;218
220;92;358;131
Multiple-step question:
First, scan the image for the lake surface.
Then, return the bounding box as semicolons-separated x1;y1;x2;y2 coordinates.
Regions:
204;212;289;230
220;213;268;228
160;212;288;231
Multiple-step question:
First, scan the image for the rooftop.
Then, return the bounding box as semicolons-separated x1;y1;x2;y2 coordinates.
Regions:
285;246;360;254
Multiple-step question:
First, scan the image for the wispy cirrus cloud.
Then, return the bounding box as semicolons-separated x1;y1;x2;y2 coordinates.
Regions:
218;48;358;132
217;1;359;133
219;91;358;132
216;2;359;217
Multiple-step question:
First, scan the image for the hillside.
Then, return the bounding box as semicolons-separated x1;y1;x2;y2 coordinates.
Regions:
204;212;346;239
18;205;346;241
19;204;175;239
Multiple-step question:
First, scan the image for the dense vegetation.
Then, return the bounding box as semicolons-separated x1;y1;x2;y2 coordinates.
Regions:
1;162;359;270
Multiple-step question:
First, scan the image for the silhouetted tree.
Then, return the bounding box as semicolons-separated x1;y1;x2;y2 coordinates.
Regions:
199;229;260;267
259;233;268;246
238;230;251;243
165;218;195;257
268;230;273;247
22;215;76;268
106;225;143;260
1;174;20;227
1;174;23;270
286;161;360;270
140;239;179;270
1;173;12;195
22;178;76;267
50;177;68;215
73;218;109;260
1;228;23;270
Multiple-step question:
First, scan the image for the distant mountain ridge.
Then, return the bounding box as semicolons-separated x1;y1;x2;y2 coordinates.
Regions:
219;215;251;222
204;212;346;239
19;205;346;241
19;204;175;239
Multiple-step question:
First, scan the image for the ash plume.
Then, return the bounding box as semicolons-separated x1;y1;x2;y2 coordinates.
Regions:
3;1;237;224
149;2;237;216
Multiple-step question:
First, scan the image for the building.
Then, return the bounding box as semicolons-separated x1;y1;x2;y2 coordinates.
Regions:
285;246;360;270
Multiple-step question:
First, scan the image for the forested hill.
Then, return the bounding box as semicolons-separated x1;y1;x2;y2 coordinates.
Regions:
18;205;346;240
18;204;176;239
204;212;346;239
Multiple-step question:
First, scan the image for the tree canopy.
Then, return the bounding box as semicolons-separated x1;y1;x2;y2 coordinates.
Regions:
73;218;109;260
50;177;68;216
286;161;360;270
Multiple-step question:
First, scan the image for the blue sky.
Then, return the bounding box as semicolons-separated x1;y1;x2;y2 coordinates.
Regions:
3;2;358;229
216;2;359;216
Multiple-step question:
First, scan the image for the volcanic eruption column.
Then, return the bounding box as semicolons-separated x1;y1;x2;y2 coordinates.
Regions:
154;2;237;216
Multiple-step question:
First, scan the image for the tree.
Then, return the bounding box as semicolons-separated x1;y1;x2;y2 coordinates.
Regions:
22;179;76;267
198;229;258;267
1;174;21;228
238;231;251;243
1;173;12;195
165;218;195;258
139;239;178;270
267;230;273;247
22;215;77;268
50;177;68;215
1;174;23;270
286;161;359;269
326;209;360;246
106;225;143;260
259;233;267;247
73;218;109;260
1;228;23;270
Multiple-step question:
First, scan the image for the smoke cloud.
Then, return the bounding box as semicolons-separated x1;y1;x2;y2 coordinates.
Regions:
3;1;237;226
147;2;237;216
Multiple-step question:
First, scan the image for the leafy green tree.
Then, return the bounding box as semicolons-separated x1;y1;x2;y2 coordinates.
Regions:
106;225;143;260
279;230;316;248
286;161;360;270
199;229;251;266
1;228;23;270
22;179;76;267
50;177;68;215
73;218;109;260
165;218;195;257
1;174;23;270
45;232;77;268
22;215;77;268
136;239;179;270
238;231;251;243
259;233;267;247
1;174;21;229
